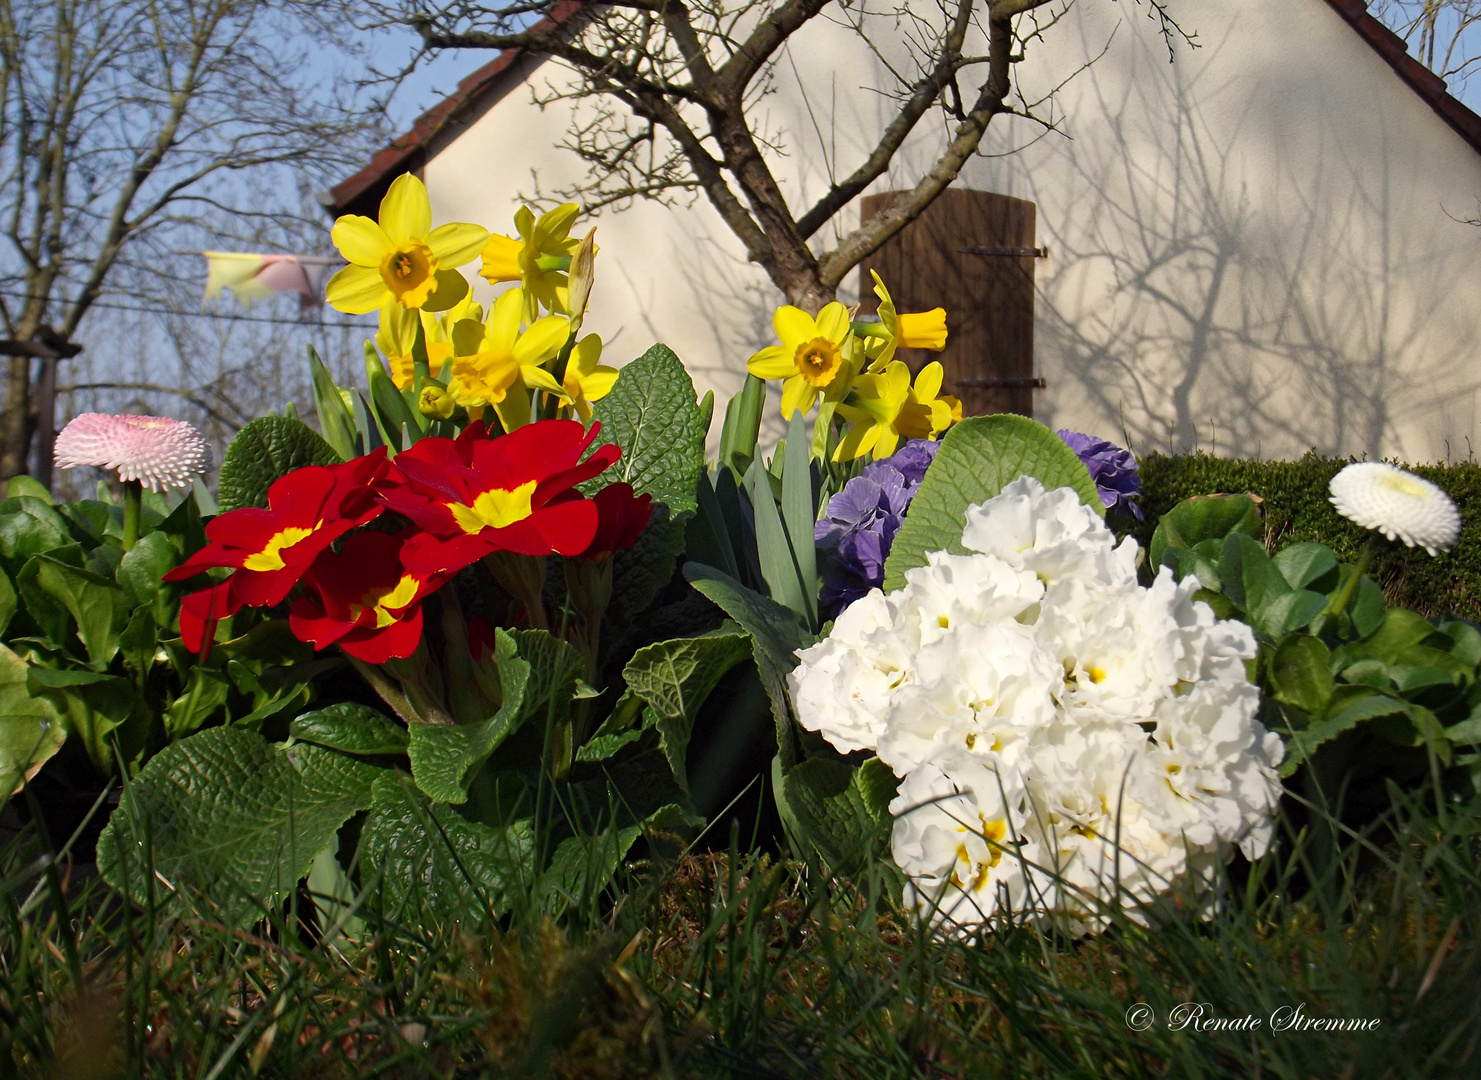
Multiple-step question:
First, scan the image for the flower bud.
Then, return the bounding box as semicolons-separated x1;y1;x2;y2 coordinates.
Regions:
418;384;455;420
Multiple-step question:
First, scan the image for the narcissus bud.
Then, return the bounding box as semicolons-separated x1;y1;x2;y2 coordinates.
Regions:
418;384;455;420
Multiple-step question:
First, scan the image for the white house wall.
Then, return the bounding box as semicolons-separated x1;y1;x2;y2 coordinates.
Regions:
419;0;1481;463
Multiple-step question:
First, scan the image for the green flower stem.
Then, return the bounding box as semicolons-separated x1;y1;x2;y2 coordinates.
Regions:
1322;537;1378;621
534;253;573;272
121;479;142;552
849;319;889;338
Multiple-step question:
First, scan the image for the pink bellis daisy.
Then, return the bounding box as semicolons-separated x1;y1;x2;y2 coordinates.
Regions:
54;413;212;492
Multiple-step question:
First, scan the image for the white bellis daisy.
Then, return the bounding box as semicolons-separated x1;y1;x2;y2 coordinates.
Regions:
1328;462;1460;556
54;413;211;493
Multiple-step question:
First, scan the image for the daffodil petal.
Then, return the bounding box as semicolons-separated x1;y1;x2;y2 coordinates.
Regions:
480;234;523;283
487;288;524;351
873;428;900;459
913;361;944;401
325;264;387;314
421;269;470;312
814;302;851;342
379;174;432;245
492;386;531;431
773;306;816;348
428;222;492;267
378;300;417;354
571;334;603;373
534;203;580;244
747;345;796;380
519;364;569;398
780;374;817;419
580;369;618;401
451;317;485;357
832;419;879;462
332;216;392;267
512;314;572;366
513;205;536;243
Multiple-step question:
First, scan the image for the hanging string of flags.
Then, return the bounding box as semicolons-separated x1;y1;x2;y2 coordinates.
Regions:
200;252;340;312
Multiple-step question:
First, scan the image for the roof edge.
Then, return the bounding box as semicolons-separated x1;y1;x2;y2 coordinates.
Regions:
327;1;585;217
1322;0;1481;157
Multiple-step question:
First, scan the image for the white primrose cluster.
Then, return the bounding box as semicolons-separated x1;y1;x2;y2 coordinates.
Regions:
788;477;1286;935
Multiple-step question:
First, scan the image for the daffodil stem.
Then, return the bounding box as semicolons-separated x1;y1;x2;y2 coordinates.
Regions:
122;480;142;552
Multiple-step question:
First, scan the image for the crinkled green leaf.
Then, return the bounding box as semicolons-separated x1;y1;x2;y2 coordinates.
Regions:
359;774;535;926
582;343;704;516
1279;687;1415;777
684;563;815;768
217;416;342;512
291;703;409;756
622;629;751;788
410;629;532;803
883;415;1101;592
0;643;64;798
97;726;381;926
781;756;897;873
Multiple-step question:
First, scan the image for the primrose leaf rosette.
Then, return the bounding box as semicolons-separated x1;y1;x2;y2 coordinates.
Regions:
788;476;1284;935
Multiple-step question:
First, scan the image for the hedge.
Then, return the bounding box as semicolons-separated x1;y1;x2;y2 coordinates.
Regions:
1124;451;1481;621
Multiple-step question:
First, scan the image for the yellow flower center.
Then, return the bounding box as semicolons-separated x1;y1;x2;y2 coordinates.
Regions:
794;336;843;387
242;526;316;572
1086;665;1107;684
449;480;539;534
349;574;422;628
380;242;438;307
1381;472;1429;498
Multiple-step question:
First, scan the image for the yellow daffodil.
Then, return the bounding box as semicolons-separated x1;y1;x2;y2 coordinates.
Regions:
327;174;490;315
833;360;950;461
747;302;855;419
418;384;456;420
560;334;618;422
861;271;948;372
908;360;963;436
446;288;570;419
480;203;583;321
375;294;482;390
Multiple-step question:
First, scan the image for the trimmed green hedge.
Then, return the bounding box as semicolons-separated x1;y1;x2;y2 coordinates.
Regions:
1126;452;1481;621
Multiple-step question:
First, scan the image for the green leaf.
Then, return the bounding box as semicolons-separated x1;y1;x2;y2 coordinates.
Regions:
1270;634;1334;714
1279;687;1415;777
116;532;178;625
0;496;71;569
409;629;532;803
1259;589;1328;637
1437;619;1481;669
0;564;15;638
0;643;64;798
163;666;232;740
308;344;359;462
882;415;1101;592
583;343;704;517
359;774;535;926
684;563;815;768
291;703;409;756
6;475;53;503
1273;542;1339;591
621;629;751;788
30;556;129;668
25;667;140;774
1149;494;1262;569
97;727;381;926
217;416;342;513
536;823;642;913
746;458;811;623
781;756;897;872
718;373;765;478
781;411;819;623
1347;608;1445;665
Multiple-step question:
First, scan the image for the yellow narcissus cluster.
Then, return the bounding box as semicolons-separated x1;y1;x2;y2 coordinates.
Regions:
746;274;961;462
326;177;616;432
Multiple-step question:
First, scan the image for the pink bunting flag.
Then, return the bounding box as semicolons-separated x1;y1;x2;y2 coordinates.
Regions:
202;252;334;313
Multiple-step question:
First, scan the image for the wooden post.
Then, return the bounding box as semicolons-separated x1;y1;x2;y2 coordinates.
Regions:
859;188;1042;417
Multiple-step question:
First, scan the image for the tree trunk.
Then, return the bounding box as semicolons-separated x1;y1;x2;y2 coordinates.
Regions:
0;354;33;483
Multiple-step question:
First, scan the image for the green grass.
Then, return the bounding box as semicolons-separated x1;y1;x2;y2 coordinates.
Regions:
3;784;1479;1078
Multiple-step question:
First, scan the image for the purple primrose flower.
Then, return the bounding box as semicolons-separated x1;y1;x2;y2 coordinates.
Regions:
1056;429;1142;519
815;439;939;616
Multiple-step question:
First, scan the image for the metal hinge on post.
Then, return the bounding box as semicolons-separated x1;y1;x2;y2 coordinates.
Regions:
954;377;1047;389
959;246;1048;259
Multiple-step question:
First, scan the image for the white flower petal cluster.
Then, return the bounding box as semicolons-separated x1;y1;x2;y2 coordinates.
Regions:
789;476;1285;936
1328;461;1461;556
